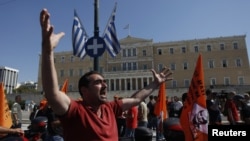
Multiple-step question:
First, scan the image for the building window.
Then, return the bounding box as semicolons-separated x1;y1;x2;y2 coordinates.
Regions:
207;45;211;52
69;85;73;92
70;56;74;62
194;46;199;53
220;43;225;50
69;69;74;77
208;60;214;68
158;64;163;71
158;49;162;55
128;62;132;70
133;62;137;70
184;79;190;87
133;48;137;56
238;77;244;85
123;49;126;57
172;80;177;88
170;63;176;70
60;70;64;77
222;59;227;68
128;49;131;57
181;47;186;53
79;69;83;76
224;77;230;85
122;63;126;71
170;48;174;54
61;56;65;63
210;78;216;86
183;62;188;70
233;42;238;49
142;50;146;56
112;67;116;71
236;59;242;67
143;64;147;70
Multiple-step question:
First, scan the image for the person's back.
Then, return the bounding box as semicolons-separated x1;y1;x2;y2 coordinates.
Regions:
169;96;183;118
147;96;157;130
125;106;138;138
138;101;148;127
206;89;222;125
11;95;22;128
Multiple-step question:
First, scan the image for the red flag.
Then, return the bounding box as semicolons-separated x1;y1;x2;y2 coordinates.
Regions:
180;54;208;141
61;79;68;94
0;82;13;128
154;82;168;120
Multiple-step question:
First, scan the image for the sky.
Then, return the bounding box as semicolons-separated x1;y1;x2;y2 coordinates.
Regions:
1;0;250;83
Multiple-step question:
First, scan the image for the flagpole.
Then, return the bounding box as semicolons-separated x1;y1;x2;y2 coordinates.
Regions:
128;25;130;36
93;0;99;71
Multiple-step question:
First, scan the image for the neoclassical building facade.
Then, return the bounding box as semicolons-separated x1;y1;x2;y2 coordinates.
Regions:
37;34;250;97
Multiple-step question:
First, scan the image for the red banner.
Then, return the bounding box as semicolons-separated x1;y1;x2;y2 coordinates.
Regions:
180;54;208;141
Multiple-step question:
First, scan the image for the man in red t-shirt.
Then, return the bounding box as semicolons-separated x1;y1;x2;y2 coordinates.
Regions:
40;8;173;141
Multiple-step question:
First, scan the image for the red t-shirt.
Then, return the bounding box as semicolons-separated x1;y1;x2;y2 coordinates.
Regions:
59;99;123;141
126;106;138;128
225;99;240;122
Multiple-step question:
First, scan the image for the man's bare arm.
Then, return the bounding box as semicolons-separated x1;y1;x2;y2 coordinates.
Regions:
40;9;70;115
122;67;172;111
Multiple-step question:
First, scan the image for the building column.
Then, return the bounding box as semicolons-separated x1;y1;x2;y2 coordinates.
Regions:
119;79;121;91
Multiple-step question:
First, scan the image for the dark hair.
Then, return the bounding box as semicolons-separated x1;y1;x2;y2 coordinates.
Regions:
163;118;185;141
182;93;187;102
134;126;153;141
78;71;103;96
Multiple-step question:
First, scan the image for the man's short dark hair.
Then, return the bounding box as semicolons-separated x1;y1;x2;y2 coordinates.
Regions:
134;126;153;141
78;71;103;97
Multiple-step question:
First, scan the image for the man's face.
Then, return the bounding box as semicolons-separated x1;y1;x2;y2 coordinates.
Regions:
83;74;108;104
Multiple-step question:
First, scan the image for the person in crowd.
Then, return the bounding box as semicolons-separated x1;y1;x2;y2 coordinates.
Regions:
124;106;138;138
178;92;187;118
163;117;185;141
36;103;64;141
168;96;183;118
206;89;222;125
29;104;40;121
223;91;240;125
115;96;127;137
134;126;153;141
40;8;173;141
11;95;22;128
147;95;157;130
137;100;148;127
233;94;250;125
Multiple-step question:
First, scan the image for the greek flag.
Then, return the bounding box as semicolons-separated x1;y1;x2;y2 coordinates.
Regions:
72;10;88;59
103;3;121;57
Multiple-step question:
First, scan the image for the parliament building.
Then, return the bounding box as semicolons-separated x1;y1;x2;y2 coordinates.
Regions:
37;34;250;98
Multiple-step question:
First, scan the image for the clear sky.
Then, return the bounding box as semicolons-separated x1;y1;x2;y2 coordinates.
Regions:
1;0;250;83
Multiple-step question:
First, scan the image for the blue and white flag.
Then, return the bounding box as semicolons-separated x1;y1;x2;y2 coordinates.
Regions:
103;3;121;57
72;10;88;59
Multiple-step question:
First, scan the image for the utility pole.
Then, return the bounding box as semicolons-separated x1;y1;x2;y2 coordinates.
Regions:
93;0;99;71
